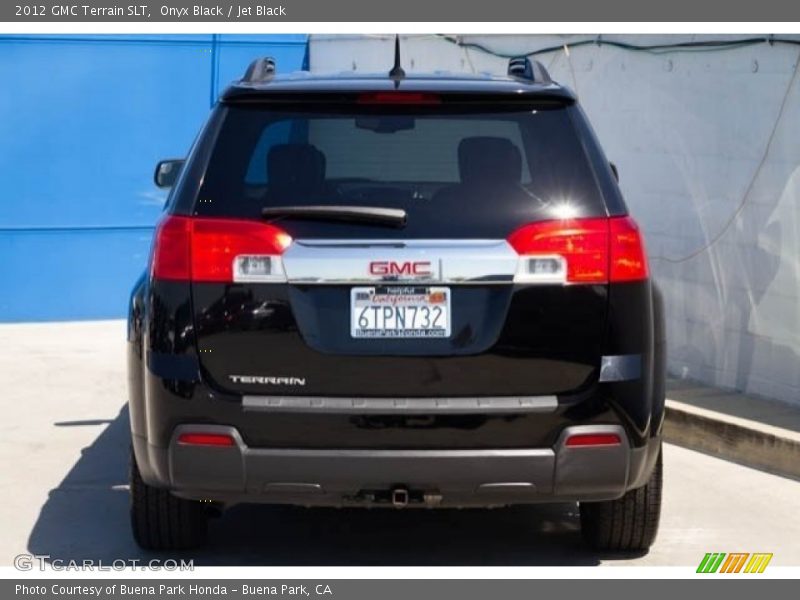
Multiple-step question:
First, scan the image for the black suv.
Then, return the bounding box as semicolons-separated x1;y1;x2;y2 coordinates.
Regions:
128;51;665;552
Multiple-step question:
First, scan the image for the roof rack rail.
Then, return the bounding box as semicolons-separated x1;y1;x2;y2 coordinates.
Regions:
507;56;552;84
242;57;276;83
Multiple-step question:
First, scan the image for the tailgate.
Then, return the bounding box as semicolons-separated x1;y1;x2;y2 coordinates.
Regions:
191;239;607;398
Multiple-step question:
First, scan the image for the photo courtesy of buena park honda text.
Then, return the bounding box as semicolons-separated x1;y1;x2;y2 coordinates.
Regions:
0;0;799;596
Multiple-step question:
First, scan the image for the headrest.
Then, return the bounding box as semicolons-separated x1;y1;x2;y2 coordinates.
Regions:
458;136;522;186
267;144;326;197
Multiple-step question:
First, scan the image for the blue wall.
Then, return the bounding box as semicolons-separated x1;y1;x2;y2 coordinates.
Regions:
0;34;308;321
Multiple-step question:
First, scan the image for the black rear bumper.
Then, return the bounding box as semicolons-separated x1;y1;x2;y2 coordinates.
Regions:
133;423;660;507
128;276;665;506
130;369;662;506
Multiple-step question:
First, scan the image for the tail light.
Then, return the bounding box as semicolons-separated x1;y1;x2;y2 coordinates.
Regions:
151;216;292;283
508;216;648;284
609;216;650;282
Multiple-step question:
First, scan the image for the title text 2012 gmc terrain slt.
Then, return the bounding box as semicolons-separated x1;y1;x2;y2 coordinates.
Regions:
127;50;665;552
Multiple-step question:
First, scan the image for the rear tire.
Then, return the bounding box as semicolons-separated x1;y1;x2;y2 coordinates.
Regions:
130;449;208;550
579;446;662;552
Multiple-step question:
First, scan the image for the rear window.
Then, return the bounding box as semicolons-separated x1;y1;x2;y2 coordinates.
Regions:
196;104;606;238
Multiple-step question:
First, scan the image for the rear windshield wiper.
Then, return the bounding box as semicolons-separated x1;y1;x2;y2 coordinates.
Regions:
262;205;407;228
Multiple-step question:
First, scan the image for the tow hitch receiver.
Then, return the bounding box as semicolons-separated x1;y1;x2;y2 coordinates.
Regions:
392;487;409;507
350;487;442;507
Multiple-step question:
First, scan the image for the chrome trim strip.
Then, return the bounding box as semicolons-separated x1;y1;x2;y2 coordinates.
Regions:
281;238;519;285
287;278;515;286
242;395;558;414
295;239;506;247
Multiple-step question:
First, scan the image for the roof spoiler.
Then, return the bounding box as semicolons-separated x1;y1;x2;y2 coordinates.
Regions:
242;57;277;83
507;57;552;84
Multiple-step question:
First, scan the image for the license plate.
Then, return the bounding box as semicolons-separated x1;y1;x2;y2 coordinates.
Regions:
351;287;451;338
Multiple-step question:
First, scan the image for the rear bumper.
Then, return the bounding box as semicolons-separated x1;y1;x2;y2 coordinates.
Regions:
133;424;656;507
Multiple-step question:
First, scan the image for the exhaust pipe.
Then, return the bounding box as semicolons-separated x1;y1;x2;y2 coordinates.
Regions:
391;487;409;508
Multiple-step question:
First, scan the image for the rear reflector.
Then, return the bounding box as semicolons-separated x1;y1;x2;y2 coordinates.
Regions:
176;432;236;447
357;92;441;105
151;216;292;283
508;216;649;284
564;433;622;447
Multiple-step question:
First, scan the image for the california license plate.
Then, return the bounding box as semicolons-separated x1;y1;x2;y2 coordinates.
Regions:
351;287;451;338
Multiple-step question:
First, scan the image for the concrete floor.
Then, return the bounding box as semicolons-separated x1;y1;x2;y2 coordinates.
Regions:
1;320;799;566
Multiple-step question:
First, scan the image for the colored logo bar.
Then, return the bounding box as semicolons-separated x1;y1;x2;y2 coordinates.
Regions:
697;553;773;573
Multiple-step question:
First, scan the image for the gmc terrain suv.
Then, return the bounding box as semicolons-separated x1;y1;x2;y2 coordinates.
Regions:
127;49;665;552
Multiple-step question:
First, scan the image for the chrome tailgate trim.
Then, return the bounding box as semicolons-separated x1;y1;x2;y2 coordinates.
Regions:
281;238;518;285
242;395;558;414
